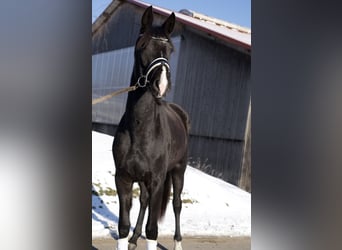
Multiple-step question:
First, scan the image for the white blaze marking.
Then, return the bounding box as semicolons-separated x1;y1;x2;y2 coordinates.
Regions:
159;65;168;97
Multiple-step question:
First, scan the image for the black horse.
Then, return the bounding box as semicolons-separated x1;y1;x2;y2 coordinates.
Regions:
112;6;190;250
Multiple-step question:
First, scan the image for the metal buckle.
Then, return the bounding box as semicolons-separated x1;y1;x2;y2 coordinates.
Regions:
136;76;148;88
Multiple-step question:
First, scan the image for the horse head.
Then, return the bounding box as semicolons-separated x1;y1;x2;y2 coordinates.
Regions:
133;6;176;99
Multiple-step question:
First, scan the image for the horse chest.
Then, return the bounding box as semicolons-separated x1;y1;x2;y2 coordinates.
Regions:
116;123;170;178
121;145;168;181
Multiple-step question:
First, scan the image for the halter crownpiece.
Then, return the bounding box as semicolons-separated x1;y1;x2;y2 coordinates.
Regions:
138;34;169;42
151;36;169;42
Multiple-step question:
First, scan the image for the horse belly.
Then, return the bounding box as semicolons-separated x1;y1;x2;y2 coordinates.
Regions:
164;104;189;165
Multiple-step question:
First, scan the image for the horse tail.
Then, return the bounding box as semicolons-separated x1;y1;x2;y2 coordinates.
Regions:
159;172;172;220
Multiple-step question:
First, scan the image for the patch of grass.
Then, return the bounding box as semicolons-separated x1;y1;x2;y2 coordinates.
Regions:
132;188;140;198
92;190;99;196
188;157;223;179
93;183;101;188
108;170;115;177
182;198;198;204
103;187;117;196
92;183;117;196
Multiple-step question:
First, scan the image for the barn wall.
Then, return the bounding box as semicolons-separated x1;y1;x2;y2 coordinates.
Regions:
92;47;134;125
174;30;251;140
175;30;251;186
92;3;183;54
188;135;244;186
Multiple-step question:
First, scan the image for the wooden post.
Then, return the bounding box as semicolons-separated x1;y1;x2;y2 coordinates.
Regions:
239;98;251;192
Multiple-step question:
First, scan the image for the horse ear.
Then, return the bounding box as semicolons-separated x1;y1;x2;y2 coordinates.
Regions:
163;12;176;35
141;6;153;33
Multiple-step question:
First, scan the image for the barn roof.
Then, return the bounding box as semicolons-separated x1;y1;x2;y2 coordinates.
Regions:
92;0;251;50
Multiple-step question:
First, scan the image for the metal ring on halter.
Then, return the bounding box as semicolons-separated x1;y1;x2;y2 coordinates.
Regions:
136;75;148;88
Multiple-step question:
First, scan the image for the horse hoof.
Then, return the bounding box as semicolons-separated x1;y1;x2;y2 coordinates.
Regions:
128;243;137;250
173;240;182;250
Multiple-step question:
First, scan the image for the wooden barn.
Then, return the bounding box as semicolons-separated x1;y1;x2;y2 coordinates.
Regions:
92;0;251;192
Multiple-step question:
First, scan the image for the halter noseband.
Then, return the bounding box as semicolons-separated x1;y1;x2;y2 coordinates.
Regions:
136;57;170;88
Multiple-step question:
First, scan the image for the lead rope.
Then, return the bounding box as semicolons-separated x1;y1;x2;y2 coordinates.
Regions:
92;84;138;105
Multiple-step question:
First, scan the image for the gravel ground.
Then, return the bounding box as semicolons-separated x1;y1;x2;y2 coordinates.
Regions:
92;236;251;250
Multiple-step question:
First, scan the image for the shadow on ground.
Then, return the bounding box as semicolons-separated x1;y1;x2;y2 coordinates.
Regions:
92;185;169;249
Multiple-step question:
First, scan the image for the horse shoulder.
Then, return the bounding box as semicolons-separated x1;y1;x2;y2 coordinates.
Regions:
113;113;131;161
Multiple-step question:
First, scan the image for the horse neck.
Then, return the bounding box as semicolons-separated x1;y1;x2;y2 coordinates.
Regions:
125;63;158;121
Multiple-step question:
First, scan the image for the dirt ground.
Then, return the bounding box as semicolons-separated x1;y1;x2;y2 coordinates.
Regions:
92;236;251;250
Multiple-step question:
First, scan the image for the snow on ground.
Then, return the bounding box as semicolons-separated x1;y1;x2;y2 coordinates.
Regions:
92;131;251;239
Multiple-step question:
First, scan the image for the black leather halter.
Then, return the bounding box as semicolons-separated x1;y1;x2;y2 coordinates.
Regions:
136;57;170;88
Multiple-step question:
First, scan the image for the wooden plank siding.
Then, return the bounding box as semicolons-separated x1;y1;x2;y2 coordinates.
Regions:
173;30;251;186
188;135;245;186
239;100;251;192
174;30;251;140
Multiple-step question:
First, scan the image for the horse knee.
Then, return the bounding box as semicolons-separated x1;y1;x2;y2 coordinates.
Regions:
139;183;149;207
173;197;182;212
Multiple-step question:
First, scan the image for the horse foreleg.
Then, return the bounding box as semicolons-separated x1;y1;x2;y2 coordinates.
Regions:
171;167;186;250
145;181;164;250
115;175;133;250
128;182;149;250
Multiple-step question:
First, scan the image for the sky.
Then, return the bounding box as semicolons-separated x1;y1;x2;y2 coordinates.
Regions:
92;0;251;28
